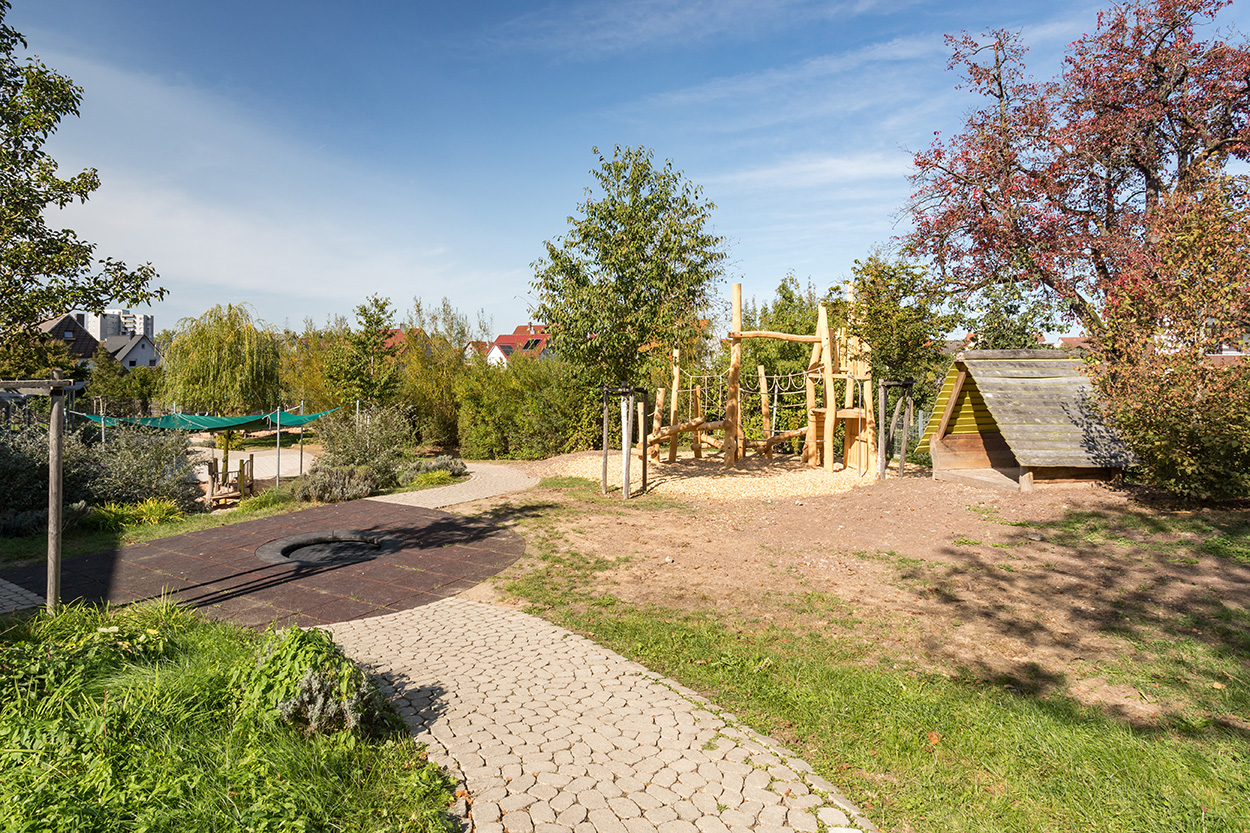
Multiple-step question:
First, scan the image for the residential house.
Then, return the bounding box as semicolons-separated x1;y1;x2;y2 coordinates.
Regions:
486;324;551;366
36;314;99;363
101;333;160;370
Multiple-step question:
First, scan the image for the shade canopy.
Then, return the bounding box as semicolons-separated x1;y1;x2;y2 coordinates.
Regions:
74;408;338;432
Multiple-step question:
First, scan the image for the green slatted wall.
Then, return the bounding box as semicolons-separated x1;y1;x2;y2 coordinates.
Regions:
915;364;999;454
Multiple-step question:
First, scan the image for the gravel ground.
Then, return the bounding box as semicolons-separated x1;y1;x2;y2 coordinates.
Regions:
528;450;880;502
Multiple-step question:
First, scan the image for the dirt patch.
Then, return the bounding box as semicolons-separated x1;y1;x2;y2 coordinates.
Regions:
468;451;1249;726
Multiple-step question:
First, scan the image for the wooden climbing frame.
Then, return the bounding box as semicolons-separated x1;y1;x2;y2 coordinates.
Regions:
645;283;877;475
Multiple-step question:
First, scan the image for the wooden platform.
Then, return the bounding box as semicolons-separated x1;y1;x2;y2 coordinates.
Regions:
934;467;1031;492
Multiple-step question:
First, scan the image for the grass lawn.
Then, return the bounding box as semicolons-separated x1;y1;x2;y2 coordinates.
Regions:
0;601;455;832
497;477;1250;833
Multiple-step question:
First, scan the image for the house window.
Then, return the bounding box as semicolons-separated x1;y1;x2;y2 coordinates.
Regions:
64;331;74;338
129;360;136;367
149;360;156;367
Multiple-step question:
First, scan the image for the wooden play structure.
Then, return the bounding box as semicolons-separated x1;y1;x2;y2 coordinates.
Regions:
915;350;1136;491
206;454;256;508
646;283;877;475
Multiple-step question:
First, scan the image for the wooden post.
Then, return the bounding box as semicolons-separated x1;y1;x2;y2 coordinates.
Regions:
275;407;282;489
601;388;610;495
621;394;632;499
803;341;820;465
757;365;772;459
650;388;665;461
668;348;681;463
299;400;305;478
46;370;64;614
818;305;836;473
724;283;743;468
692;386;703;459
640;391;648;494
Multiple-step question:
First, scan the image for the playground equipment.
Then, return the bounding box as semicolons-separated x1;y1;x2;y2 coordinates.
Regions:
646;283;877;476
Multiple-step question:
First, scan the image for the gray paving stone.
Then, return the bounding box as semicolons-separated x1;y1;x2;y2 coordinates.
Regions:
325;596;877;833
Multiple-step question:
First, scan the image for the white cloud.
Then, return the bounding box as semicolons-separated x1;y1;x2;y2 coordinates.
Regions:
710;152;912;190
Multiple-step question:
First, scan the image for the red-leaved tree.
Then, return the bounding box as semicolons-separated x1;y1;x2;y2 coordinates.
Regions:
1090;171;1250;499
906;0;1250;336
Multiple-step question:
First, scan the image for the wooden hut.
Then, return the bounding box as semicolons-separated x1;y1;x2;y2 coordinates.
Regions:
916;350;1135;491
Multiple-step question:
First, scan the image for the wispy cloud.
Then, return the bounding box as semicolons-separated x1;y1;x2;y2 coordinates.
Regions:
489;0;904;60
711;152;912;190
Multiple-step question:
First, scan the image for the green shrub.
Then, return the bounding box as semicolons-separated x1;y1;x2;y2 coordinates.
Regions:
457;356;595;459
0;501;88;537
86;497;184;531
398;454;467;481
235;626;399;737
293;464;380;502
88;426;202;512
316;408;411;487
0;603;454;832
0;423;201;515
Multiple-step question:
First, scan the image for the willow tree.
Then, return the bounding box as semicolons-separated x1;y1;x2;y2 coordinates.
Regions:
160;304;281;472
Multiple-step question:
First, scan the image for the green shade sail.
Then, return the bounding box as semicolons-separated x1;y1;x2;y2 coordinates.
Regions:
73;408;338;431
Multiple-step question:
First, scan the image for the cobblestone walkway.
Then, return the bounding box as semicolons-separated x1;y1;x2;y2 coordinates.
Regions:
328;597;876;833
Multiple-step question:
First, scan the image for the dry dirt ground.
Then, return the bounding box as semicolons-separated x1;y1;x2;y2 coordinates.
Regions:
458;451;1250;728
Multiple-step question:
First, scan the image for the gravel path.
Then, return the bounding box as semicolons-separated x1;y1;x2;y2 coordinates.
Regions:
367;462;540;508
328;598;875;833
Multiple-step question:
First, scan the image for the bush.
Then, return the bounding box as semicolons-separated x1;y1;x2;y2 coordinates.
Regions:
315;408;411;487
397;455;467;481
293;464;381;503
0;501;88;537
86;497;184;531
0;423;200;515
456;356;596;459
233;626;399;737
0;603;454;832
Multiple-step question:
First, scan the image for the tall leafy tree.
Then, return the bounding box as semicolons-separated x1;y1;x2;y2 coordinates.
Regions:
906;0;1250;336
85;342;131;414
160;304;281;472
532;145;727;387
0;1;162;345
845;254;960;420
326;295;401;406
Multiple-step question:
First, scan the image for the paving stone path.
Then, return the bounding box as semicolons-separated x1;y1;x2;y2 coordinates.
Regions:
329;598;877;833
367;462;540;509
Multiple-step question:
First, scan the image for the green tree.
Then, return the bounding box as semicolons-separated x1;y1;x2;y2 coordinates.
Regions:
400;297;490;448
85;342;131;414
125;365;161;415
0;332;79;379
160;304;281;472
326;295;401;406
0;1;162;345
846;254;960;428
532;145;727;388
964;284;1059;350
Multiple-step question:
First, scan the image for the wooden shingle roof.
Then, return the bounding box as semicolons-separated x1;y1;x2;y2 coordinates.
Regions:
920;350;1136;469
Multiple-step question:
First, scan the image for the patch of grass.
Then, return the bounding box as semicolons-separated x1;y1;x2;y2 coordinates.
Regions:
1028;507;1250;567
503;518;1250;833
537;475;692;512
952;537;982;547
0;602;454;832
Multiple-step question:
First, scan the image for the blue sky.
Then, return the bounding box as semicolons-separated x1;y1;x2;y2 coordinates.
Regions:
13;0;1250;336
